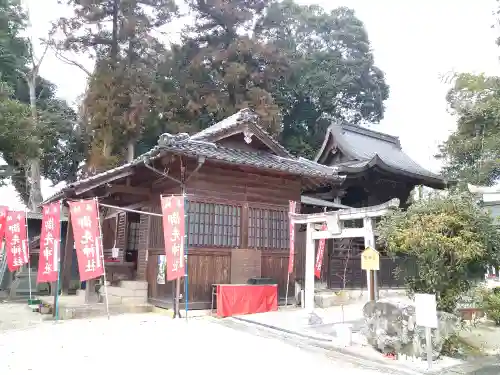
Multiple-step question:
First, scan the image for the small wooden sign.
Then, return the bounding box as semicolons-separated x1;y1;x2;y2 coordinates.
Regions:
361;246;380;271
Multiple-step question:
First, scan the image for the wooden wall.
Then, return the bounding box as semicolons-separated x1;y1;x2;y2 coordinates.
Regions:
293;231;410;290
140;160;302;308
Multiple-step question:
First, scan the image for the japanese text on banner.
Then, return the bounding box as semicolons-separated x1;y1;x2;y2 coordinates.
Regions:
37;202;61;283
314;224;327;278
4;211;28;271
160;195;185;281
0;206;7;242
287;201;296;274
68;200;103;281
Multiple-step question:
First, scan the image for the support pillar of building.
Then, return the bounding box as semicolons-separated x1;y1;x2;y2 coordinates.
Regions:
304;223;315;312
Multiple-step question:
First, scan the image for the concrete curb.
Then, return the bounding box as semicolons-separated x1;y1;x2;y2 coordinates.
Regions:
223;317;423;375
436;357;500;375
227;316;500;375
232;316;334;343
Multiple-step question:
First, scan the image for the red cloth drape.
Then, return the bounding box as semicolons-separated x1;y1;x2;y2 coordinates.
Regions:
216;284;278;318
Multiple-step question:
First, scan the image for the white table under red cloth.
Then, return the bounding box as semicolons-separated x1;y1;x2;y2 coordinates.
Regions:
213;284;278;318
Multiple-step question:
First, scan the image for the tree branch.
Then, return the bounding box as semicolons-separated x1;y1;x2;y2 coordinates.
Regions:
52;49;92;76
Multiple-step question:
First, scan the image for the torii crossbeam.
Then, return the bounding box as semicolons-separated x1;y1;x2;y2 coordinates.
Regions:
290;198;400;313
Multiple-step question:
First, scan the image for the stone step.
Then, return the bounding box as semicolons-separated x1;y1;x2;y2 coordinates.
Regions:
118;280;147;290
106;286;147;298
58;303;154;320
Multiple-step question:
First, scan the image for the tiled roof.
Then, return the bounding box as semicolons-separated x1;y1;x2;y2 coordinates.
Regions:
147;133;341;180
42;162;141;204
44;127;343;204
191;108;292;157
316;123;448;187
190;111;253;140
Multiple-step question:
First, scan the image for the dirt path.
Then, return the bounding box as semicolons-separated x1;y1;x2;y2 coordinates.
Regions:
460;321;500;355
0;302;46;332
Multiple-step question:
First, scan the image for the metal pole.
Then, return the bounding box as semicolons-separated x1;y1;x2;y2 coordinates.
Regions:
25;210;32;302
184;196;189;322
285;273;290;307
425;326;433;369
54;201;63;321
95;198;110;319
285;202;296;307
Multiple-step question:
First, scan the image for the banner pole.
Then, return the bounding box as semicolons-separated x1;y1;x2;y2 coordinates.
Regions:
95;198;110;320
285;273;290;307
184;195;189;322
54;201;63;321
285;201;296;307
25;210;32;302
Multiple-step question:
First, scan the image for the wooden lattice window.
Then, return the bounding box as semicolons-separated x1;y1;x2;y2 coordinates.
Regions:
187;201;241;247
248;207;288;249
127;221;140;251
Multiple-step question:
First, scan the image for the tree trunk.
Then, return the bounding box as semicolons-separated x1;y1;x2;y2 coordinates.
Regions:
111;0;119;65
27;76;42;212
126;140;135;162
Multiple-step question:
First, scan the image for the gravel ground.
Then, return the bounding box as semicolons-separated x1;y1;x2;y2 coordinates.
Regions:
0;302;46;332
0;312;408;375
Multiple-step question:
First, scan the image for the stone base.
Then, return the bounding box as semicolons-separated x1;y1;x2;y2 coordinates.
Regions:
38;294;153;320
314;288;407;308
100;280;148;306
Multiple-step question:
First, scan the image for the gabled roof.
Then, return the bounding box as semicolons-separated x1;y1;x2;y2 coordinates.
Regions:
315;123;449;189
147;133;340;180
44;112;344;204
191;109;292;157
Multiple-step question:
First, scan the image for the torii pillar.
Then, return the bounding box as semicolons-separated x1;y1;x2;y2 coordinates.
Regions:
291;199;399;313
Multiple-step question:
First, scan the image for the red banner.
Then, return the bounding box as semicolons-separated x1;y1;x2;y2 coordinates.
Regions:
0;206;7;242
288;201;297;274
68;199;104;281
314;223;327;278
160;195;185;281
4;211;29;271
37;202;61;283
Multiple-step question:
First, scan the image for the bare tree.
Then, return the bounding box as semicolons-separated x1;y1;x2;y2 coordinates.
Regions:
335;238;353;290
17;36;49;211
334;238;353;324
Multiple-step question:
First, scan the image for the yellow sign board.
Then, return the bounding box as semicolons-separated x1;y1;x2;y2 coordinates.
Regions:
361;246;380;271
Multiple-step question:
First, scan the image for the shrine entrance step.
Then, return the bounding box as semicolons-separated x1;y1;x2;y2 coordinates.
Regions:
37;294;154;320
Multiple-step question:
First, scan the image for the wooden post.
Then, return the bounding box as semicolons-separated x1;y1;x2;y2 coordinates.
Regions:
304;223;315;313
363;218;377;301
369;270;375;301
61;217;74;295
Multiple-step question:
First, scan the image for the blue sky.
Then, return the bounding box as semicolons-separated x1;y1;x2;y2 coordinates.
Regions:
1;0;499;209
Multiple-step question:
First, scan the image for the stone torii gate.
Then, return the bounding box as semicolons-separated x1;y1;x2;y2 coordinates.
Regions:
290;198;400;313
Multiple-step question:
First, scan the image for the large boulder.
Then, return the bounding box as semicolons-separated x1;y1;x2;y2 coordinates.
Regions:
361;300;460;360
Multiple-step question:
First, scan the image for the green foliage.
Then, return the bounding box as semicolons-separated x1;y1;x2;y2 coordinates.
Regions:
54;0;389;171
438;73;500;187
0;0;85;204
143;0;389;156
55;0;178;171
0;83;32;157
159;0;287;136
259;1;389;157
377;193;500;313
480;287;500;325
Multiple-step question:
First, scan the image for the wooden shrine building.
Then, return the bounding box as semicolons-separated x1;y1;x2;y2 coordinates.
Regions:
44;109;344;308
43;109;450;308
309;123;449;291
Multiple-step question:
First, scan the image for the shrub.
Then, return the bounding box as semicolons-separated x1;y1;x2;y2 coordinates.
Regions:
481;288;500;325
377;192;500;313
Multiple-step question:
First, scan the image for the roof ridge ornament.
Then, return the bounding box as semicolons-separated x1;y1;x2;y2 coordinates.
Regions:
243;128;253;144
158;132;190;147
